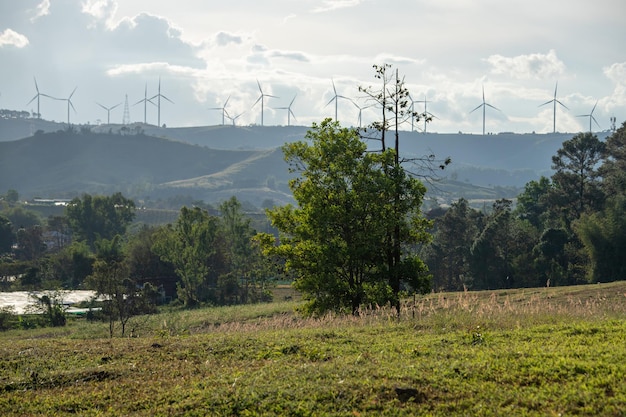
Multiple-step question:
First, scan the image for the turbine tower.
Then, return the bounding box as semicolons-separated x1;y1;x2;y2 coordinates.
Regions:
27;77;52;119
274;94;297;126
325;79;352;122
225;109;244;126
351;101;372;128
252;79;277;126
209;96;230;125
470;85;500;135
540;82;568;133
134;83;154;124
410;93;438;133
149;77;173;127
51;87;77;125
576;100;600;133
96;101;122;125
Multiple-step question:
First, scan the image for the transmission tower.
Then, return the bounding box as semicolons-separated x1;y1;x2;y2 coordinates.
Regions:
610;116;616;133
122;94;130;125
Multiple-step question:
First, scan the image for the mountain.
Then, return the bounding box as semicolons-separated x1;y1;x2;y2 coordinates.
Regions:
0;130;295;207
1;118;610;208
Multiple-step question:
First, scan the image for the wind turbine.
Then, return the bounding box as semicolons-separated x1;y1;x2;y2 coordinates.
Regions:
133;83;155;124
351;101;372;128
540;82;568;133
577;100;600;133
410;93;437;133
274;94;297;126
252;79;277;126
325;79;352;122
470;85;500;135
225;109;244;126
27;77;52;119
149;77;173;127
96;101;122;125
209;96;230;125
51;87;77;125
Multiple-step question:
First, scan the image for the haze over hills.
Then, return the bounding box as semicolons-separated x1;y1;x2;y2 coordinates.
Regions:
0;118;612;208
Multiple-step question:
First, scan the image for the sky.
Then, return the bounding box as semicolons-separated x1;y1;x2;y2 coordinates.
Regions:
0;0;625;134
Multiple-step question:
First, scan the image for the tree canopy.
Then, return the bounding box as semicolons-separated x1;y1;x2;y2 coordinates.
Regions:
263;119;431;316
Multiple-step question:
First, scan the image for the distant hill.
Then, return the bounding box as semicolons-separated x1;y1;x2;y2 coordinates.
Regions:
0;130;295;206
1;118;611;208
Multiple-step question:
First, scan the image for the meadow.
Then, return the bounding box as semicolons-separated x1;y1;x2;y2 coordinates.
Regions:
1;282;625;416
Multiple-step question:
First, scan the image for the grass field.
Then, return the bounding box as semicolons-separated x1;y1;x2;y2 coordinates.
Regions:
1;282;625;416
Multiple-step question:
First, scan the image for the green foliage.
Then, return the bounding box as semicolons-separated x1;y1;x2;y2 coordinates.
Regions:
266;119;430;316
0;306;17;330
87;236;148;337
514;176;551;229
0;214;12;254
65;192;135;250
549;132;605;225
575;196;626;282
600;120;626;196
424;198;482;291
27;292;67;327
153;206;220;307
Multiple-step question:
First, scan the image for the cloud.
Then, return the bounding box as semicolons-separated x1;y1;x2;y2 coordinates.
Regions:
214;31;243;47
603;62;626;108
0;29;29;48
29;0;50;22
311;0;362;13
81;0;118;28
604;62;626;83
373;54;424;66
269;50;310;62
486;50;566;80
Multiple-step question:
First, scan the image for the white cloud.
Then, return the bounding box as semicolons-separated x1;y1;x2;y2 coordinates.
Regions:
81;0;118;28
603;62;626;108
0;29;29;48
311;0;362;13
29;0;50;22
486;50;566;80
214;31;243;47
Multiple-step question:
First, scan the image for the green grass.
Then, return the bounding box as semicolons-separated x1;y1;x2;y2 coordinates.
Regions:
1;282;626;416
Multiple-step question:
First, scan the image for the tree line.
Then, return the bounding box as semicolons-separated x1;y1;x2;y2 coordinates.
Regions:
0;193;275;335
422;125;626;291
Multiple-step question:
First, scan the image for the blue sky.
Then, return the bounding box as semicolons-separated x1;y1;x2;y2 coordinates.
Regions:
1;0;625;133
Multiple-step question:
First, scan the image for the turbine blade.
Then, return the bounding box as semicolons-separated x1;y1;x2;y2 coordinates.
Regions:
539;99;553;107
224;96;230;107
555;100;569;110
591;115;601;128
96;102;107;110
470;103;483;113
485;103;500;111
69;87;77;99
162;95;174;104
111;103;122;110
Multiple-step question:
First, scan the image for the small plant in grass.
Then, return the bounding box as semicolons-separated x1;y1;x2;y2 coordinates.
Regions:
470;325;484;345
0;306;17;330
